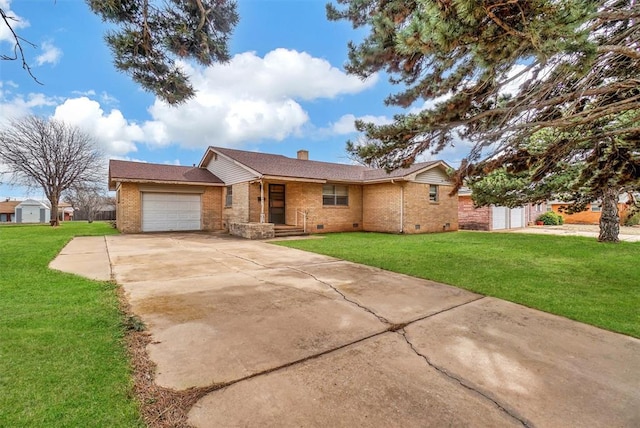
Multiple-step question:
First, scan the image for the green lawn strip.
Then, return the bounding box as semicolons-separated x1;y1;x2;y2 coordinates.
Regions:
276;232;640;338
0;223;142;427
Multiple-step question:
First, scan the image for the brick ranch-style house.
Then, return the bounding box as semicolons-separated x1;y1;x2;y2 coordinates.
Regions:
109;147;459;238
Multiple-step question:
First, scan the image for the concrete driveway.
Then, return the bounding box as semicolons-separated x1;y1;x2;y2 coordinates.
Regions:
509;224;640;242
53;233;640;427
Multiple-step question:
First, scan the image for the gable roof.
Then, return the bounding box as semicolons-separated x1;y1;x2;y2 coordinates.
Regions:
200;146;448;183
109;160;224;190
16;199;49;208
0;200;21;214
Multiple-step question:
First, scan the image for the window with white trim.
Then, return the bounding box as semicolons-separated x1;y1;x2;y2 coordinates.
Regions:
591;203;601;212
323;184;348;206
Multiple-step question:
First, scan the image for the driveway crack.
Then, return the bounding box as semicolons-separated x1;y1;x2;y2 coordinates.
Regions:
397;329;531;428
104;236;115;282
288;266;391;325
215;249;269;269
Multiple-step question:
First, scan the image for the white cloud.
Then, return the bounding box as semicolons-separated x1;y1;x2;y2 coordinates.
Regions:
0;1;29;45
2;49;380;157
0;80;19;88
35;41;62;66
500;63;535;97
53;97;143;156
146;49;378;149
100;91;119;106
329;113;394;135
0;90;58;124
71;89;96;97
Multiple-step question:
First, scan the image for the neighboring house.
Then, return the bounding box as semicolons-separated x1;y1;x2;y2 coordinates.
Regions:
55;202;74;222
109;147;459;236
458;188;546;231
0;199;20;223
548;198;630;225
15;199;50;224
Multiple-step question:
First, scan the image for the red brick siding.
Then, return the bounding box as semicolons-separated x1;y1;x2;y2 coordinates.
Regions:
458;195;491;231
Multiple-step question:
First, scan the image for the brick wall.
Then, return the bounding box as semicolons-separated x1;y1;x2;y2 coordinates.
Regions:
223;182;250;229
116;182;142;233
402;182;458;233
285;182;363;233
363;183;401;232
202;187;223;231
248;182;263;223
458;195;491;231
527;203;546;224
363;182;458;233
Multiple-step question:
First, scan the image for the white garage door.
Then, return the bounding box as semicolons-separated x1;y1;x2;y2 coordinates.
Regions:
492;206;508;230
142;193;201;232
510;207;525;228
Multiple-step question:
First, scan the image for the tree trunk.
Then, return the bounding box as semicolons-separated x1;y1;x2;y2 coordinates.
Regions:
49;195;60;227
598;188;619;243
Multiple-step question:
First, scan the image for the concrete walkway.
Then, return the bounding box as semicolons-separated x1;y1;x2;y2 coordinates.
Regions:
49;236;112;281
52;233;640;427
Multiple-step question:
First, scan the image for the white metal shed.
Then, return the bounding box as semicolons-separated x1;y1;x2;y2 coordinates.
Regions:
15;199;50;223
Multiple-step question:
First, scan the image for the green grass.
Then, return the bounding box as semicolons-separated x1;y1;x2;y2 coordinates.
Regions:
277;232;640;338
0;222;142;427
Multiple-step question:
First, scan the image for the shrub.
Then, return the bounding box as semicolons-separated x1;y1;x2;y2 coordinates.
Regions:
537;211;564;225
624;212;640;226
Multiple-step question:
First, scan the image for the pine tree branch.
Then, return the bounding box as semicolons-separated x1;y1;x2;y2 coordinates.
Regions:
598;45;640;59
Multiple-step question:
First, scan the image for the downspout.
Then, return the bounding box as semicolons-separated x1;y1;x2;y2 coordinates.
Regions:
260;179;265;223
400;183;404;233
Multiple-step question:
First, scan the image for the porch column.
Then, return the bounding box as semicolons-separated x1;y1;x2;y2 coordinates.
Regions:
260;180;265;223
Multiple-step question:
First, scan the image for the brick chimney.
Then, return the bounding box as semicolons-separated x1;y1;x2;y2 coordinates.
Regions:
297;150;309;160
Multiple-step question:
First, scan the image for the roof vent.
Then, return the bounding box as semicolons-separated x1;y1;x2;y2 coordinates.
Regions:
297;150;309;160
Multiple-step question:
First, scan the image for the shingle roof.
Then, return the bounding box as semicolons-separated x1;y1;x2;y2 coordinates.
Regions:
109;160;223;189
211;146;441;182
0;200;20;214
362;162;441;181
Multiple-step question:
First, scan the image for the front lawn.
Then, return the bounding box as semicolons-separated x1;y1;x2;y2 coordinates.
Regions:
0;222;142;427
276;232;640;338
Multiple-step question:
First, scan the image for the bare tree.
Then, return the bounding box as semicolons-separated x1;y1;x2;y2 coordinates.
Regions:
0;7;41;84
64;184;106;223
0;116;103;226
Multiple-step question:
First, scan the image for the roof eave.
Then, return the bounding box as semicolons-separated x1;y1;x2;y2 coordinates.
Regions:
197;147;215;168
363;177;409;184
261;175;327;184
109;178;225;187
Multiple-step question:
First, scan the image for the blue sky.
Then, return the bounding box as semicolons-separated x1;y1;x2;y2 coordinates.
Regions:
0;0;468;198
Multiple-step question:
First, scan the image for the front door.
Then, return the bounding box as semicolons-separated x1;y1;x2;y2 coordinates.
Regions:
269;184;286;224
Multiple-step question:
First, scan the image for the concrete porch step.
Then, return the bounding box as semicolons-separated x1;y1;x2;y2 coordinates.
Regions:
274;225;308;237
